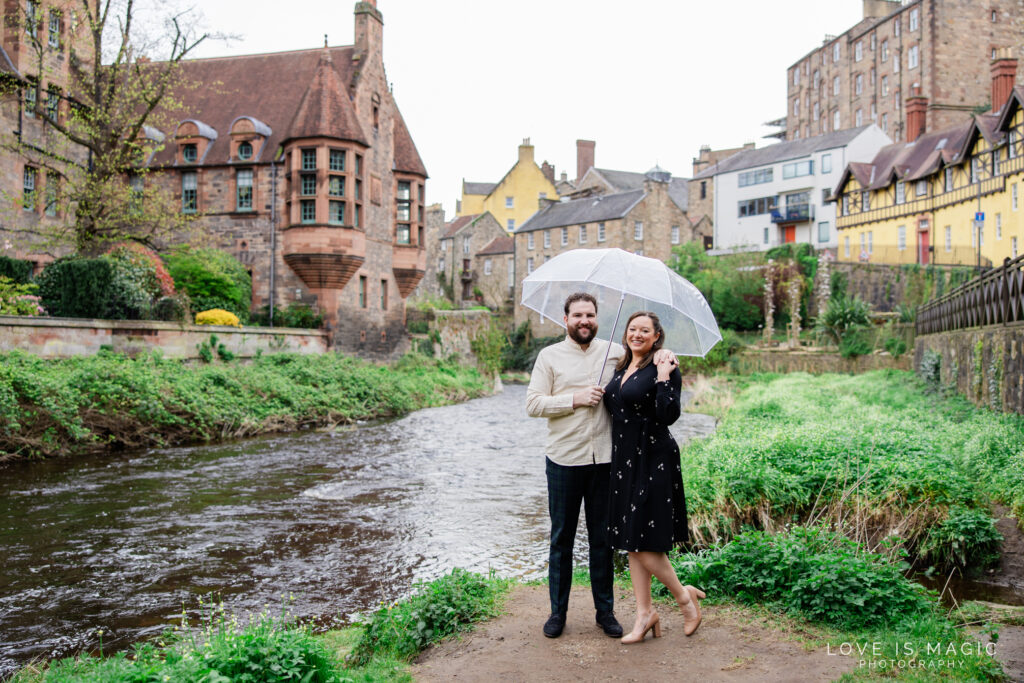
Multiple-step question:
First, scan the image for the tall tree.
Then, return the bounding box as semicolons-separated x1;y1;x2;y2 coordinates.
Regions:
1;0;211;254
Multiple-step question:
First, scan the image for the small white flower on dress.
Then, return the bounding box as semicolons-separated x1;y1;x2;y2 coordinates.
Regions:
649;520;655;527
657;463;664;470
630;504;636;511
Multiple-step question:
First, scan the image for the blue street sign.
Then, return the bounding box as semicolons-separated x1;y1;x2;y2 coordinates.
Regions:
975;212;985;221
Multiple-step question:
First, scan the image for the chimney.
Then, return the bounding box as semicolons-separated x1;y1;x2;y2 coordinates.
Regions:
576;139;595;183
540;160;555;184
354;1;384;64
518;137;534;165
991;48;1018;114
560;171;567;182
906;84;928;142
863;0;899;20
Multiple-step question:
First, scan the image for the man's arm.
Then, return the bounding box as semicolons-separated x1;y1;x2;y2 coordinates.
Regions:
525;350;575;418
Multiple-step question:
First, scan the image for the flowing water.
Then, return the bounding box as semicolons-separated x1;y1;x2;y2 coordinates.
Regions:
0;384;716;677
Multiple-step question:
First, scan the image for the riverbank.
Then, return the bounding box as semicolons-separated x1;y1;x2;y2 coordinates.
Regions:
0;350;490;460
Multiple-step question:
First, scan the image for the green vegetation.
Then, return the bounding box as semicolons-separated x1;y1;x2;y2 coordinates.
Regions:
501;321;561;372
680;372;1024;571
670;242;765;331
0;277;44;316
13;570;509;683
164;246;252;323
0;254;34;284
677;328;743;374
0;350;488;459
251;302;325;329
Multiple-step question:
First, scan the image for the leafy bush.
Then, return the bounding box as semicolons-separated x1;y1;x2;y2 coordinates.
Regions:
0;277;45;316
470;318;507;375
195;309;241;327
883;335;908;358
0;254;33;284
349;569;509;666
407;320;429;334
251;302;324;329
838;328;873;358
919;349;942;389
678;328;743;374
918;506;1003;571
165;246;252;322
36;257;116;318
501;321;561;371
817;295;870;346
662;527;932;629
670;242;765;331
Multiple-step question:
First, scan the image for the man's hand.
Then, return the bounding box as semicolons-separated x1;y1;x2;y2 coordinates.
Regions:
573;385;605;408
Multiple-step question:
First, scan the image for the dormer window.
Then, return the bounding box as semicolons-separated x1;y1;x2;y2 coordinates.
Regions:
183;144;197;163
237;141;253;160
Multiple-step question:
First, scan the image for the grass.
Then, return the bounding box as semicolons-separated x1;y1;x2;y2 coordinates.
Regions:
0;350;489;459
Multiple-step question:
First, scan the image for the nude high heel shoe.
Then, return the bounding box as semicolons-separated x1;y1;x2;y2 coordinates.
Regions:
677;585;706;636
620;610;661;644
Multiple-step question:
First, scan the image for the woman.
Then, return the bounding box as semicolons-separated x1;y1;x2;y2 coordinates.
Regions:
603;311;705;644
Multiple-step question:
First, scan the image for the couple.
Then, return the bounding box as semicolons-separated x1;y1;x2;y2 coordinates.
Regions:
526;292;705;644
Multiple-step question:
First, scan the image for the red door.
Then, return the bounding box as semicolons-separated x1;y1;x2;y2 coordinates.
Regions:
918;228;930;264
783;225;796;243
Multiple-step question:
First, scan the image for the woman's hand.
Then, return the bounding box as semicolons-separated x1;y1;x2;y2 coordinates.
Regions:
654;353;677;382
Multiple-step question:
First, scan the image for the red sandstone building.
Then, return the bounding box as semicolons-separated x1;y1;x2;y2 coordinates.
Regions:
1;1;426;356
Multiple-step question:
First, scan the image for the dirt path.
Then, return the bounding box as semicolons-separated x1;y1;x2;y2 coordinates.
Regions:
412;585;857;682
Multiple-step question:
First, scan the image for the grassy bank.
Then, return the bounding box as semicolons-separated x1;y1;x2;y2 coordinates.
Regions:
12;569;511;683
680;370;1024;568
0;350;489;460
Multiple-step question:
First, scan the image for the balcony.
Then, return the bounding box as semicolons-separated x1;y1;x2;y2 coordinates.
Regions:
770;204;813;224
460;269;474;282
391;243;426;298
282;225;365;290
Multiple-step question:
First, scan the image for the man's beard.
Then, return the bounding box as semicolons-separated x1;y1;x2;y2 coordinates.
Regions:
567;323;596;345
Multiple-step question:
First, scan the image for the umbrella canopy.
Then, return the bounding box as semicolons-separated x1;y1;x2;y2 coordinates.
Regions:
521;248;721;357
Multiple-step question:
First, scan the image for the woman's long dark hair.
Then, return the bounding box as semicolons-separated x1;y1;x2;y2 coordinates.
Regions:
615;311;664;372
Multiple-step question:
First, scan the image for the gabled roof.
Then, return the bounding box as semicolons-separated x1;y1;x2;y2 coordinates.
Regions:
463;181;497;196
515;189;645;233
995;85;1024;131
393;106;427;177
286;49;367;145
582;167;689;212
440;214;480;239
693;126;874;179
477;235;513;256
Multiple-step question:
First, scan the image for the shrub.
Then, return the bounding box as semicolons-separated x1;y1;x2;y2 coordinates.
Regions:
918;506;1003;571
0;277;45;316
838;329;873;358
919;349;942;389
678;328;743;374
251;302;324;329
670;242;765;331
407;319;429;334
470;318;507;375
152;295;191;323
0;254;33;284
501;321;561;371
195;308;241;327
883;335;908;358
36;257;116;318
165;246;252;322
817;294;870;346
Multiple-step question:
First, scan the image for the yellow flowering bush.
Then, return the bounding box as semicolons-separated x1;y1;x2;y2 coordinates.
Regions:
195;308;241;327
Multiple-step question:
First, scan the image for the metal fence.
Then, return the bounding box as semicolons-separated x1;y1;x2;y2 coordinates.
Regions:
916;254;1024;334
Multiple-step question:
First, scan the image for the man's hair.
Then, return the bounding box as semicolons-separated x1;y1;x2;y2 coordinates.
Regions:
563;292;598;315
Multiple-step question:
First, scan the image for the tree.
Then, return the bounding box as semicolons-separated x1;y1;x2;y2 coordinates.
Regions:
1;0;212;254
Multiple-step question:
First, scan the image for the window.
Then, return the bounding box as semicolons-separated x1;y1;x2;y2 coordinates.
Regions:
24;82;35;117
508;258;514;287
45;86;58;119
181;171;196;213
598;222;606;242
818;221;829;242
396;222;410;244
862;191;870;211
945;167;954;192
329;176;345;197
860;232;866;255
44;173;57;216
507;218;515;231
561;227;568;246
993;9;999;22
945;226;952;251
842;194;850;215
699;181;706;199
359;276;367;308
821;153;832;173
844;236;850;258
301;174;316;196
855;109;863;126
908;45;919;69
909;7;919;31
792;68;799;86
1014;237;1019;258
822;188;831;204
971;157;980;183
441;240;447;252
300;199;315;223
832;110;840;130
463;236;470;254
868;231;873;253
505;196;513;209
782;160;813;178
881;40;889;61
526;257;534;275
354;179;362;200
793;98;799;117
329;200;345;225
855;73;863;95
871;33;876;51
1014;183;1019;211
128;173;142;211
355;154;362;176
881;113;888;132
579;224;587;243
763;227;769;244
813;101;820;121
813;69;820;88
738;195;778;217
237;141;253;160
916;179;927;197
634;221;643;241
893;49;900;73
381;280;388;310
855;41;863;62
539;192;546;199
671;225;680;244
301;149;316;171
25;0;38;36
833;75;840;96
527;233;535;250
182;143;197;163
893;17;900;36
396;180;411;221
437;257;444;272
1010;130;1018;158
898;225;906;250
833;42;840;62
47;9;59;48
997;213;1002;239
543;230;550;248
236;169;253;211
738;168;772;187
896;181;905;204
327;149;345;171
871;103;877;120
881;76;889;97
870;67;876;86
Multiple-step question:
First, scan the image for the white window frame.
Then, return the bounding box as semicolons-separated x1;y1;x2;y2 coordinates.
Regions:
832;110;840;130
909;7;919;31
527;233;534;250
579;224;587;243
997;213;1002;239
945;225;952;252
634;221;643;241
916;180;927;197
1013;183;1019;211
855;73;863;95
543;230;551;248
526;257;534;275
945;168;954;192
898;225;906;251
507;218;515;231
855;41;863;62
896;181;905;204
560;227;568;246
1013;236;1019;258
832;75;840;96
844;235;850;258
908;45;919;69
833;42;840;62
597;222;606;242
821;153;831;173
505;196;513;208
671;225;680;245
484;258;492;275
462;236;470;254
818;221;829;243
855;109;863;126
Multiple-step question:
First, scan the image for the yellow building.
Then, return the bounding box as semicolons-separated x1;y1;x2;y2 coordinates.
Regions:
457;138;559;232
834;56;1024;267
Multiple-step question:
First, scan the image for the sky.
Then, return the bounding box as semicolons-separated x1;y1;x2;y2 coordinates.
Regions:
186;0;867;216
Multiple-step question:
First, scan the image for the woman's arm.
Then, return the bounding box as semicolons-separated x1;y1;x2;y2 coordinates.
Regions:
654;367;682;425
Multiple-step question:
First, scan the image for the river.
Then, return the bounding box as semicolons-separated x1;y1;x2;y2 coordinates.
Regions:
0;384;716;677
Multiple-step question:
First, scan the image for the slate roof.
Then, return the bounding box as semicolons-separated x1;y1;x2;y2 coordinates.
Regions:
515;189;645;233
586;168;689;211
286;49;367;145
477;235;513;255
463;181;497;196
0;45;19;78
440;214;480;239
393;107;427;176
693;126;874;179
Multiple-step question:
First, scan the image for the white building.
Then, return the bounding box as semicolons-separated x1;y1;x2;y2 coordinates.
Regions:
695;125;891;252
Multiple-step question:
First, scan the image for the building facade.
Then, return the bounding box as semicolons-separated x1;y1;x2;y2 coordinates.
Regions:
784;0;1024;143
834;57;1024;266
695;125;891;252
436;212;506;305
457;139;559;232
687;143;756;230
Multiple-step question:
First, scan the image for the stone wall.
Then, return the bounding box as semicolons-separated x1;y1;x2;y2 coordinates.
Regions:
732;347;912;374
833;261;972;312
914;325;1024;414
432;309;491;360
0;316;328;360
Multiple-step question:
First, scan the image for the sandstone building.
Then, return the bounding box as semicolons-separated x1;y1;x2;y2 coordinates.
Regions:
784;0;1024;143
457;139;560;232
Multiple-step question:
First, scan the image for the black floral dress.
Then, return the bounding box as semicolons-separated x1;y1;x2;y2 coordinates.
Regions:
603;363;687;552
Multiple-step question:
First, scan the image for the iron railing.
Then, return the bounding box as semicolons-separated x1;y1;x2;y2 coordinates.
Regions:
916;254;1024;334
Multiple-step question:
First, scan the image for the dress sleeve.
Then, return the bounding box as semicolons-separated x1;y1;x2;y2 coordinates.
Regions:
654;368;682;425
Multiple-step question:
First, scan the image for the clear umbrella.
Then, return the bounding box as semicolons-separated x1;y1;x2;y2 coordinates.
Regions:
521;248;721;381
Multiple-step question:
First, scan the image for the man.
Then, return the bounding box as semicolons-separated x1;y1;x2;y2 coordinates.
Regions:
526;292;675;639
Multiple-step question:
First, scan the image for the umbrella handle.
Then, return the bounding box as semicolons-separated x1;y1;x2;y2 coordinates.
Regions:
597;292;626;386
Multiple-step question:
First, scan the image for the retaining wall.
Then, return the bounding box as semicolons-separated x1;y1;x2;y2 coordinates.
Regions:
733;348;912;374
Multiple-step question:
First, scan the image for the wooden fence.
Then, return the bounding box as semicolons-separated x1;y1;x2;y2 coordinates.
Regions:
916;254;1024;334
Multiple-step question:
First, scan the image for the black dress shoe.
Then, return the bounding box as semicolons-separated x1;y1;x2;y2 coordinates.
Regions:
596;611;623;637
543;612;566;638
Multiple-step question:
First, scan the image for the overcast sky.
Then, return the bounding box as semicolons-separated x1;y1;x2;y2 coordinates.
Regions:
188;1;866;215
